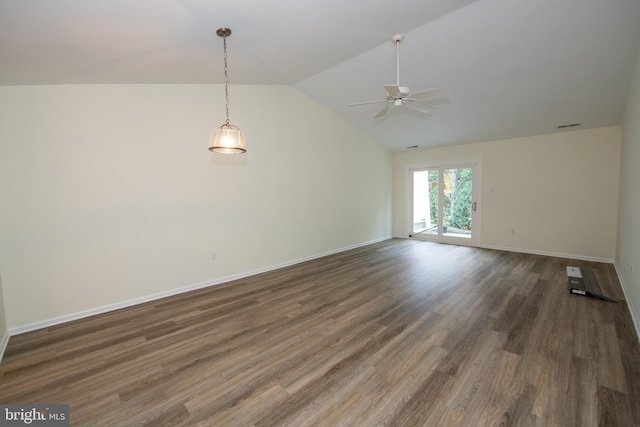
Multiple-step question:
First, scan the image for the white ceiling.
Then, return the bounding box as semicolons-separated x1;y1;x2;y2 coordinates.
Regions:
1;0;639;151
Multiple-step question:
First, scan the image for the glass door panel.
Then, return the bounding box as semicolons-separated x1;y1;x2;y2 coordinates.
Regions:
442;167;473;239
411;164;479;245
411;169;438;236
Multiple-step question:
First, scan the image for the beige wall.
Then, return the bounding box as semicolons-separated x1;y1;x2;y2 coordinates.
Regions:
617;46;640;335
394;126;621;261
0;270;7;361
0;84;392;330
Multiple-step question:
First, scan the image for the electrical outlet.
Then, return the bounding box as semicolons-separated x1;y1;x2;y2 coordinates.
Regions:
211;252;217;261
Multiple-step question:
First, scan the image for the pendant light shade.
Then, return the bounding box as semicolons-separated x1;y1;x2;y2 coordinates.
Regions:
210;124;246;154
209;27;246;154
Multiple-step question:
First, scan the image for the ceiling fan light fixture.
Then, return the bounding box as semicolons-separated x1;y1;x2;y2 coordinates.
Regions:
209;27;246;154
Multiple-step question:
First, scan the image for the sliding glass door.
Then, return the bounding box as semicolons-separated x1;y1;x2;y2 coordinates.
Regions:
410;163;480;246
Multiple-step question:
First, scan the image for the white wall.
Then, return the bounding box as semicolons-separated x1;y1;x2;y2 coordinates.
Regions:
617;46;640;336
0;84;392;330
394;126;621;261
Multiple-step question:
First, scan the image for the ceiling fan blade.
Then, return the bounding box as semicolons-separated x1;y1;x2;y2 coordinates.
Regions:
384;85;402;98
410;87;449;100
405;101;434;114
374;104;393;118
348;99;388;107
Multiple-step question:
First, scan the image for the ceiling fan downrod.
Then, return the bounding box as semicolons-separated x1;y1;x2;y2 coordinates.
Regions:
392;33;404;88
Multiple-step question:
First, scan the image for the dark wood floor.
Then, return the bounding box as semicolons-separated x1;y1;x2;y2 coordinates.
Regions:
1;239;639;426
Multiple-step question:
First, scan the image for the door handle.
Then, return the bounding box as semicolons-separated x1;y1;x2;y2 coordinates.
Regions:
472;202;477;212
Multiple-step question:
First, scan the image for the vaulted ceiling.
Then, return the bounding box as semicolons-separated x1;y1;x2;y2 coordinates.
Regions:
1;0;639;151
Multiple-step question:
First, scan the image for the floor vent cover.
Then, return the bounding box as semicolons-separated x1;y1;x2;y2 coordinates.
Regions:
567;266;618;302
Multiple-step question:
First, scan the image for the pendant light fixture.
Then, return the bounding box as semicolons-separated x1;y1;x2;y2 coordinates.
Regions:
209;27;246;154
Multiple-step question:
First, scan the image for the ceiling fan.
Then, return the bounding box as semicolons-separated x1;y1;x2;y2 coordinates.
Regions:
349;33;448;119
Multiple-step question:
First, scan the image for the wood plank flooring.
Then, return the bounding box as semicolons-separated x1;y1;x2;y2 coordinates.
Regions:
1;239;639;426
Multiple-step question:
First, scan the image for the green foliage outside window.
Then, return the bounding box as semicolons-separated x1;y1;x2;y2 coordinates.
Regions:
450;168;472;230
427;168;472;232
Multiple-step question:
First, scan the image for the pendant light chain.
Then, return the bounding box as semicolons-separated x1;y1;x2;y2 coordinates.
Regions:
223;35;230;127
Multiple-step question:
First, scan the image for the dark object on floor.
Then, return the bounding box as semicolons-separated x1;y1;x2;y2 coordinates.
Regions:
567;266;618;302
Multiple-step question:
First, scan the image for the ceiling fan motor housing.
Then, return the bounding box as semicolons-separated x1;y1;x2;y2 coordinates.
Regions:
386;86;411;101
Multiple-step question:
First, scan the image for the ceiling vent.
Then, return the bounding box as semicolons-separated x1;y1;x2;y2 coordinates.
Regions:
557;122;581;129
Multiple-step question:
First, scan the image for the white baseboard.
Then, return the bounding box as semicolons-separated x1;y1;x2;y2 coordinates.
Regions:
0;328;9;364
8;236;392;336
479;244;615;264
614;262;640;343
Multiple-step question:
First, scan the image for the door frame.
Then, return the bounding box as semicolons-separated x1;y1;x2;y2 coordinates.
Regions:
407;159;482;247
